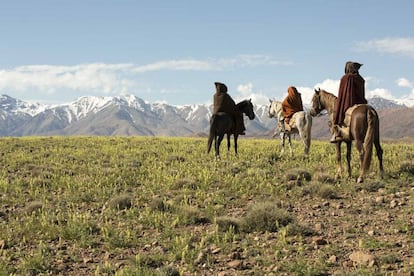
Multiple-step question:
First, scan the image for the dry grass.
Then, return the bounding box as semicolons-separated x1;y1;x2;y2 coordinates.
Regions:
0;137;413;275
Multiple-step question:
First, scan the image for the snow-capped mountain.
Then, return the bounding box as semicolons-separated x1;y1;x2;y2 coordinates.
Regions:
0;94;47;117
368;97;407;110
0;94;412;138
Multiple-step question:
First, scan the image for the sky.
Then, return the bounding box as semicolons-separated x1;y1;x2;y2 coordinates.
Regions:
1;0;414;107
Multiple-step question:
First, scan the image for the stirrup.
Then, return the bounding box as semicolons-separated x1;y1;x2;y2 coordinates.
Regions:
330;132;342;143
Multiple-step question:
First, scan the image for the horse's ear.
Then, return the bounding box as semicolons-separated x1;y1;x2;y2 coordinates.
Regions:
268;98;272;103
315;88;320;94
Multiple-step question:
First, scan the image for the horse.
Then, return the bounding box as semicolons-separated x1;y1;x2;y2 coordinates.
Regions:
310;88;384;183
207;99;255;158
268;99;312;157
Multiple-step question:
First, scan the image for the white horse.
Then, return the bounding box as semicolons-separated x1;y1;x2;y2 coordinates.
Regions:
268;99;312;157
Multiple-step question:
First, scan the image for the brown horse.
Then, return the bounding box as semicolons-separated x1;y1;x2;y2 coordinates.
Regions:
310;88;384;183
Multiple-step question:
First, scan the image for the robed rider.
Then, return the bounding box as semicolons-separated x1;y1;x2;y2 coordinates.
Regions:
213;82;246;135
280;86;304;132
331;61;367;142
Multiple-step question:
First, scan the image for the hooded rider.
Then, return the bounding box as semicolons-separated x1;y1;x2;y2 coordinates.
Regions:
213;82;246;135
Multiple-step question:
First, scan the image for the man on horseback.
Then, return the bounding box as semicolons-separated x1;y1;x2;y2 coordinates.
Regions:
213;82;246;135
280;86;304;132
331;61;367;143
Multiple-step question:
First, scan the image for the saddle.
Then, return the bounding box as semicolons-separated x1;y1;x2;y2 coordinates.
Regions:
338;104;366;140
285;115;297;132
280;112;299;133
343;104;363;127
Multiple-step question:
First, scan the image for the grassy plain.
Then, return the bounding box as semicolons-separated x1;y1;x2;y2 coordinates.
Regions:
0;136;413;275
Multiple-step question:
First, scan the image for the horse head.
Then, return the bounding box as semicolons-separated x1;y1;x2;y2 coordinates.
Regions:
310;88;324;117
238;99;255;120
268;99;282;119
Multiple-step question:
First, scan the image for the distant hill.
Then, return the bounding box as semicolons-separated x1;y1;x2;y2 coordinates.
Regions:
0;94;413;139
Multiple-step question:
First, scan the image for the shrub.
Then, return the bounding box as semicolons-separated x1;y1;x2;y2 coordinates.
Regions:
241;202;294;233
215;216;241;233
107;194;133;210
285;168;312;182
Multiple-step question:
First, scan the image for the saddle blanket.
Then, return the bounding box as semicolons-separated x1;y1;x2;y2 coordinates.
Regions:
343;104;366;127
283;112;300;131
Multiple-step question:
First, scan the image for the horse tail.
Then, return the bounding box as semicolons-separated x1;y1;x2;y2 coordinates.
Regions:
303;112;312;141
362;107;376;172
207;114;216;153
303;112;312;153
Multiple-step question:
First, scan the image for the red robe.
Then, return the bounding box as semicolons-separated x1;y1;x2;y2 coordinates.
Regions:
282;86;304;124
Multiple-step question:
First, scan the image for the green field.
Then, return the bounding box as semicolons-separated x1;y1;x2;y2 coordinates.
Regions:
0;136;413;275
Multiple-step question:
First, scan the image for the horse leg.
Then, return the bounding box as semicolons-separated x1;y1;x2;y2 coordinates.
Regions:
298;128;310;158
358;107;378;183
288;134;293;157
280;132;285;156
355;139;365;182
346;142;353;180
213;135;218;158
234;134;238;156
335;143;342;179
304;135;310;157
373;117;384;179
227;133;231;152
216;134;225;158
375;139;384;179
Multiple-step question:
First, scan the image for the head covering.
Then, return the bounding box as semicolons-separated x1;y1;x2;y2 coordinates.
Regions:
215;82;228;93
345;61;363;74
282;86;304;123
287;86;300;96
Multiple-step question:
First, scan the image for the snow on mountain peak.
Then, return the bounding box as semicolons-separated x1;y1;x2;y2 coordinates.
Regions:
57;94;148;122
0;94;47;116
66;95;114;119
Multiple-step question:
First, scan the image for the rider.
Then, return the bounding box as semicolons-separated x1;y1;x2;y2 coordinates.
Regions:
330;61;367;143
213;82;246;135
280;86;304;132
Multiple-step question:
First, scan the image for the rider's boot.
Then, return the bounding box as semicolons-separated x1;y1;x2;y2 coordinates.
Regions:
279;118;286;133
330;125;343;143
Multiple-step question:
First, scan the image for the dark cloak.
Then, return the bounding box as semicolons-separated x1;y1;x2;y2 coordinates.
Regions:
334;62;367;125
213;82;246;133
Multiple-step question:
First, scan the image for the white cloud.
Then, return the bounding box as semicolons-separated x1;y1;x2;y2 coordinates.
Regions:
396;78;414;100
366;88;395;100
299;79;341;105
356;37;414;58
133;55;289;73
0;63;136;96
396;78;413;89
312;79;340;94
236;83;253;97
133;59;214;72
235;82;269;106
0;56;289;99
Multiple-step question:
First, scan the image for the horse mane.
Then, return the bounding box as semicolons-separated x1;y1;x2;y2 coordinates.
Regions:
236;99;250;108
319;89;337;101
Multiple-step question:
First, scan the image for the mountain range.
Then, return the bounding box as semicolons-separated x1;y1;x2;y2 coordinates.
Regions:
1;94;413;139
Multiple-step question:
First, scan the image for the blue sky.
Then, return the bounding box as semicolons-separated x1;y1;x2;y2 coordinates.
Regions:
1;0;414;106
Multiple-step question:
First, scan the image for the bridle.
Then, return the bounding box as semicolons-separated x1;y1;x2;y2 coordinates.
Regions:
239;100;255;120
311;93;324;115
268;100;280;118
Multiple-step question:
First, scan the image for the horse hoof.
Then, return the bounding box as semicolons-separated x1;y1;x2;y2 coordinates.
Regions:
357;177;364;183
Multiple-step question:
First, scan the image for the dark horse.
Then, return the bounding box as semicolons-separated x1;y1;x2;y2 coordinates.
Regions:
207;99;255;158
310;88;384;183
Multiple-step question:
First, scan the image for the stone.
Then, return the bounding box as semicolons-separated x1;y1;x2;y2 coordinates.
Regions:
349;251;376;267
227;260;242;269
